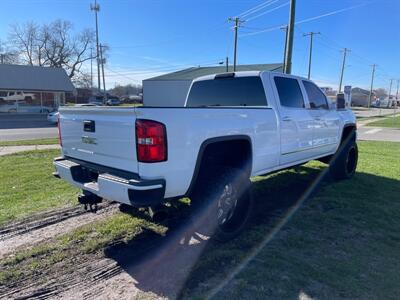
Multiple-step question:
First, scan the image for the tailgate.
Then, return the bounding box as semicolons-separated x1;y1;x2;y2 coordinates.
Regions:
59;107;138;174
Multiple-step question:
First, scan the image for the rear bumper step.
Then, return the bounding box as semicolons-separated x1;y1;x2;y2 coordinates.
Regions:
53;157;165;207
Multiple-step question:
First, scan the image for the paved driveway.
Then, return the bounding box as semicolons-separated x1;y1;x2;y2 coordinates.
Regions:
357;126;400;142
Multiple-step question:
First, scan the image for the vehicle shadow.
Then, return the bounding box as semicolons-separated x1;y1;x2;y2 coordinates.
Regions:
103;164;330;298
103;165;400;299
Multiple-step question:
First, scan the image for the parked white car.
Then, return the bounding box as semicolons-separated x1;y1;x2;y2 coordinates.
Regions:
54;71;357;241
47;111;59;124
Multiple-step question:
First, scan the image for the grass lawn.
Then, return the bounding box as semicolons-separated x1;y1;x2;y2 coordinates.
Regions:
0;149;78;225
1;141;399;299
366;115;400;128
0;138;58;147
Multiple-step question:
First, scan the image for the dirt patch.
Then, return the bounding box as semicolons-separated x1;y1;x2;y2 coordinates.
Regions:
0;213;213;300
0;202;117;259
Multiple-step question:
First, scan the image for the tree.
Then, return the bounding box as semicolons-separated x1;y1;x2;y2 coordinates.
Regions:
9;20;97;81
0;39;19;64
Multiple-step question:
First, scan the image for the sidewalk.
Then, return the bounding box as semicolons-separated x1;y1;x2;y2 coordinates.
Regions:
0;144;60;156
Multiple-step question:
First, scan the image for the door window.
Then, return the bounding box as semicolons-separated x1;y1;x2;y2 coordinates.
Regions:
303;81;329;109
274;77;305;108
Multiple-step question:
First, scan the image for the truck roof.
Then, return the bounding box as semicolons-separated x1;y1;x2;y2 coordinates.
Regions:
193;70;309;82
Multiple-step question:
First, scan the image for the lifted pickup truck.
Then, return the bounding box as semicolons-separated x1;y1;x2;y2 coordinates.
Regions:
54;71;357;241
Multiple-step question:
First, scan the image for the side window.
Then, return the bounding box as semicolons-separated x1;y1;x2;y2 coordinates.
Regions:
274;77;305;108
303;81;329;109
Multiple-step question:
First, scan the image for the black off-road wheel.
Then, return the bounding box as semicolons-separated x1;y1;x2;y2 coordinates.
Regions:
190;167;254;242
330;138;358;180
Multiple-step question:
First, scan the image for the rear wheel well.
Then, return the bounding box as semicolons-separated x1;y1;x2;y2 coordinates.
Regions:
187;137;252;196
341;125;356;145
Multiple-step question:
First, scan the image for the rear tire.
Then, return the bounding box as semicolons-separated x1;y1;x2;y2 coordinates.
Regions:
330;137;358;180
190;167;254;242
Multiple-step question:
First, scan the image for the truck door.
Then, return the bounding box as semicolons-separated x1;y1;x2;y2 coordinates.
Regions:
272;75;315;165
302;80;340;156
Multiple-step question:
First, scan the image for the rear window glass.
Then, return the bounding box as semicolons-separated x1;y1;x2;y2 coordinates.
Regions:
303;81;329;109
186;76;267;107
274;77;305;108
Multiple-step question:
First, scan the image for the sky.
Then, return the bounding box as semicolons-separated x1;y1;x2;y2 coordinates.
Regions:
0;0;399;91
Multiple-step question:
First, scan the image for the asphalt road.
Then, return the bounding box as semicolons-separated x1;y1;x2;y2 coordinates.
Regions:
0;127;57;141
0;113;57;141
0;113;54;129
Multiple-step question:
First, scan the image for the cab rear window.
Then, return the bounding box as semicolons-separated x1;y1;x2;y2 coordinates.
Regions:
186;76;267;107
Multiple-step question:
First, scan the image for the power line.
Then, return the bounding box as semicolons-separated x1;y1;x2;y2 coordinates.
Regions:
246;1;289;22
237;0;278;18
240;2;368;37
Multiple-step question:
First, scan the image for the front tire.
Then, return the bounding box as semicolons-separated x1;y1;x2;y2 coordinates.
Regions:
330;140;358;180
190;167;254;242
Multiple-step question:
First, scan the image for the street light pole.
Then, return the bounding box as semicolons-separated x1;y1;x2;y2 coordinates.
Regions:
303;31;320;79
90;0;101;92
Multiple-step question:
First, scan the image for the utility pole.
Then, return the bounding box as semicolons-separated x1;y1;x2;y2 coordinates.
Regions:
338;48;350;93
388;79;394;102
99;44;107;104
0;54;4;64
303;31;320;79
368;64;377;109
90;0;101;92
281;25;288;72
90;47;93;90
396;79;399;100
225;57;229;72
284;0;296;74
228;17;243;72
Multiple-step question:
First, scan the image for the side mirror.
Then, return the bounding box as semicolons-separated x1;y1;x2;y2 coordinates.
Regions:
336;93;345;109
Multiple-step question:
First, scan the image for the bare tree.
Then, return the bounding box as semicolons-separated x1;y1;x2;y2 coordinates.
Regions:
0;39;19;64
9;20;97;81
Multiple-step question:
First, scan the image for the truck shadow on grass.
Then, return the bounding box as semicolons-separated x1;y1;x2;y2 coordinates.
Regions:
104;164;400;299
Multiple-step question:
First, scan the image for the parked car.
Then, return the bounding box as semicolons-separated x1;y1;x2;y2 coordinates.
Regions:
0;91;36;102
54;71;357;241
47;111;59;124
88;94;120;106
106;98;121;106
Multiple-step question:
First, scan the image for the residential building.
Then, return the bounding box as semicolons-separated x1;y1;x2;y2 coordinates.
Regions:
0;64;75;113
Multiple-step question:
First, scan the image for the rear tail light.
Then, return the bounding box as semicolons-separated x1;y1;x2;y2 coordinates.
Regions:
57;114;62;146
136;119;167;162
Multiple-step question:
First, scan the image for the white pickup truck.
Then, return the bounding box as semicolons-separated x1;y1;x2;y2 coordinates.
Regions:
54;71;358;241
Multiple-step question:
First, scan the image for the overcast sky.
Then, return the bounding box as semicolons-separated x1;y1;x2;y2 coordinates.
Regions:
0;0;399;90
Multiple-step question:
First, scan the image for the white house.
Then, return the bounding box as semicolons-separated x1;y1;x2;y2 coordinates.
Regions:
143;63;283;107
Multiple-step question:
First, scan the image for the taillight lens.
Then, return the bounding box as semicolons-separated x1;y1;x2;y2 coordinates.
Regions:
136;119;167;162
57;114;62;146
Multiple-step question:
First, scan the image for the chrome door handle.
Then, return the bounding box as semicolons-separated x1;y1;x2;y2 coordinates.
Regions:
282;116;292;121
